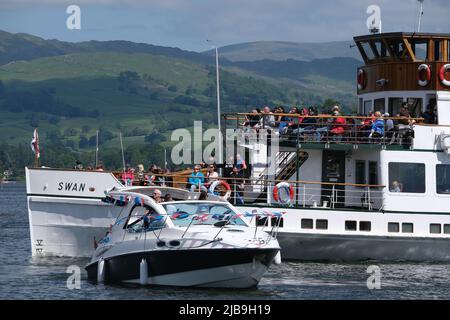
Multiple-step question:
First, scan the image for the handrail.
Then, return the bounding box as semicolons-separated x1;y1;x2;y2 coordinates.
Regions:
117;172;385;189
223;112;425;122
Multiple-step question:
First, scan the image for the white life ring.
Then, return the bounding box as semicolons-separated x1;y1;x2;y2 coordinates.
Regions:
273;182;294;205
439;64;450;87
357;69;366;91
417;64;431;87
209;180;231;200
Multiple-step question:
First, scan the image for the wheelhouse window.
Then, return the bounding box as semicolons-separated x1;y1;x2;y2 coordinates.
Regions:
388;162;425;193
436;165;450;194
411;40;428;61
355;161;366;184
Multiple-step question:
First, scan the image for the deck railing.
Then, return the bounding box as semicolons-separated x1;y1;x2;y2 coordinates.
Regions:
113;172;385;211
223;113;424;147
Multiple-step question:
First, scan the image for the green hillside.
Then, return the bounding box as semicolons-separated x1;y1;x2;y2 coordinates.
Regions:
203;41;362;62
0;31;359;178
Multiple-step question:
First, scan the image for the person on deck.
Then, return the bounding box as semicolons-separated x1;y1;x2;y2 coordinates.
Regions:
188;165;207;193
369;111;385;139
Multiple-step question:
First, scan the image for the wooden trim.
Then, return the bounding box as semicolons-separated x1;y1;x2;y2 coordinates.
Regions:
402;38;416;61
427;39;434;62
381;37;396;61
368;40;380;59
356;42;369;64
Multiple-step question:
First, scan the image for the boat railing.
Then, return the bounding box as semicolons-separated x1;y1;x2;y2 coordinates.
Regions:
114;172;385;211
223;113;424;147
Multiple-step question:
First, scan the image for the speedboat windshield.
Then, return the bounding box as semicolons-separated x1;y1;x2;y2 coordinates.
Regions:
162;202;247;227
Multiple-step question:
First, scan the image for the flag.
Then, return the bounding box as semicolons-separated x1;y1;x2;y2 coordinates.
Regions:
31;128;40;158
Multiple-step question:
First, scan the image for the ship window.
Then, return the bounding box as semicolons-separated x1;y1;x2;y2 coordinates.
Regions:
369;161;378;185
411;40;428;61
361;42;375;60
407;98;423;117
345;220;357;231
364;100;373;115
444;224;450;234
316;219;328;230
388;98;403;116
355;160;366;184
301;218;313;229
388;162;425;193
374;98;385;112
271;217;283;228
436;165;450;194
402;223;414;233
388;222;399;233
359;221;371;231
430;224;442;234
434;40;443;61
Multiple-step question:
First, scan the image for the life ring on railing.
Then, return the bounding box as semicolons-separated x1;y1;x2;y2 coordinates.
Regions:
273;182;294;204
439;64;450;87
417;64;431;87
357;69;366;91
209;180;231;200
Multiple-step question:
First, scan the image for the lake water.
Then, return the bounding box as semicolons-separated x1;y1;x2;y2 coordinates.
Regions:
1;182;450;300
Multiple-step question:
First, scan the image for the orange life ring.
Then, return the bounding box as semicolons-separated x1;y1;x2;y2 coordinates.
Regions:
209;180;231;200
417;64;431;87
273;182;294;204
357;69;366;91
439;64;450;87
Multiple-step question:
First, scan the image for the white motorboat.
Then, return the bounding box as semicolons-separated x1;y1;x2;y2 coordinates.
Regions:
85;191;280;288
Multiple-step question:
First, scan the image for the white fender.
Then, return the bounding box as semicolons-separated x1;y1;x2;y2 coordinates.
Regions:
140;258;148;285
97;258;105;283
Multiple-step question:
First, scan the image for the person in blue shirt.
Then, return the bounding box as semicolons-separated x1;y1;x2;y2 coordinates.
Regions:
188;165;207;192
369;111;385;139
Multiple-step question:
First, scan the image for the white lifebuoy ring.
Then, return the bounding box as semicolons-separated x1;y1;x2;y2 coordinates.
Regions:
209;180;231;200
417;64;431;87
273;182;294;205
439;64;450;87
357;69;366;91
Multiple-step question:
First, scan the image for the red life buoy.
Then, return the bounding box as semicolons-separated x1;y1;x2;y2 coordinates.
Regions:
273;182;294;204
209;180;231;200
417;64;431;87
357;69;366;91
439;64;450;87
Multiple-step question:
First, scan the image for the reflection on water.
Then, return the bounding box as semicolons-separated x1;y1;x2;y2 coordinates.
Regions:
1;183;450;299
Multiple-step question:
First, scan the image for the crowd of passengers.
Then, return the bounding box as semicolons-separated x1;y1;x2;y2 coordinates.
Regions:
241;102;437;143
107;157;248;204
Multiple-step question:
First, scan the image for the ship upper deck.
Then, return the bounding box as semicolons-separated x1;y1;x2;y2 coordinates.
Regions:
223;112;427;151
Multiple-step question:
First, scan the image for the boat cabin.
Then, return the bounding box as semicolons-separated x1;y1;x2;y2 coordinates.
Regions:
219;32;450;215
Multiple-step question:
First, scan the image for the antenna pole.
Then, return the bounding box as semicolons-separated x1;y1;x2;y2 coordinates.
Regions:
417;0;424;33
215;46;223;169
119;132;125;173
95;130;99;168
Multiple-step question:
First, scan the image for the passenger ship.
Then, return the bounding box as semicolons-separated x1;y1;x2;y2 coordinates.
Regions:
26;32;450;261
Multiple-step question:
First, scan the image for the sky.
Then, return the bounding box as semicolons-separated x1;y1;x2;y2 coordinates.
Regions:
0;0;449;52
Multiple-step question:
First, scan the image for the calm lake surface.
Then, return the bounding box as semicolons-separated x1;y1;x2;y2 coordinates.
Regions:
1;182;449;300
